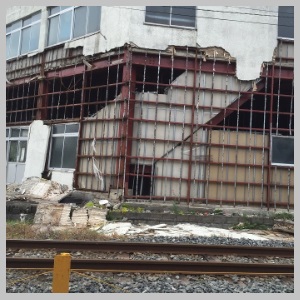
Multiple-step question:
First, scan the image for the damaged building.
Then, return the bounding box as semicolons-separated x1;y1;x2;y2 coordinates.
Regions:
6;6;294;210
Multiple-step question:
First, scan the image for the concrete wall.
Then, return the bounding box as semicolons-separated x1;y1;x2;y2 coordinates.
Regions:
78;101;122;191
6;6;280;80
23;120;50;180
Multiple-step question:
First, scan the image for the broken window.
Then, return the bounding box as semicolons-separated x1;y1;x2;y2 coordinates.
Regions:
6;11;41;59
47;6;101;46
49;123;79;169
278;6;294;39
271;135;294;167
145;6;196;28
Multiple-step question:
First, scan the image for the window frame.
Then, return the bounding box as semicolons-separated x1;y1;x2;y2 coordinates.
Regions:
271;135;294;167
47;6;101;47
278;6;294;40
145;6;196;29
6;12;41;60
48;123;79;171
6;127;29;163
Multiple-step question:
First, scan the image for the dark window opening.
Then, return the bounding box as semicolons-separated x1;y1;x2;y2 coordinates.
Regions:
135;65;184;93
6;81;38;124
217;79;294;136
271;135;294;166
84;66;122;117
128;164;152;196
278;6;294;39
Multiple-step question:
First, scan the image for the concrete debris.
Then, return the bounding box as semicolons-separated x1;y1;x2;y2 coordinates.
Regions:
6;177;69;201
33;203;65;226
97;222;268;241
273;219;294;235
72;207;88;228
87;207;107;228
97;222;133;235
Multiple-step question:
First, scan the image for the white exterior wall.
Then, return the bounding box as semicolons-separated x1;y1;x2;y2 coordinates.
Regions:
51;170;74;189
23;120;50;180
6;6;278;80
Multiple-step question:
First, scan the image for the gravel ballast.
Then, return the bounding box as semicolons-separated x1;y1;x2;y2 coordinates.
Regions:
6;234;294;293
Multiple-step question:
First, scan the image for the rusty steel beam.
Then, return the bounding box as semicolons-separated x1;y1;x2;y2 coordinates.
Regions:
207;80;266;126
6;239;294;257
6;257;293;275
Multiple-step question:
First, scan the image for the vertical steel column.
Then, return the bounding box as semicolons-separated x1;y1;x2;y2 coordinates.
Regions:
266;63;275;210
36;53;47;120
36;80;48;120
187;48;198;204
117;48;136;197
74;68;86;189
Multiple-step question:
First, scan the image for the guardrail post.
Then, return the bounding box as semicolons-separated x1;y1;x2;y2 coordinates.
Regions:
52;253;71;293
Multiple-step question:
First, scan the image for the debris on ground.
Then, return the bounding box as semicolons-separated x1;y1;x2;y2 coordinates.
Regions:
6;177;69;201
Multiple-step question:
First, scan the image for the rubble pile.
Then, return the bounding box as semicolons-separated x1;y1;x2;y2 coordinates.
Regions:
6;177;69;201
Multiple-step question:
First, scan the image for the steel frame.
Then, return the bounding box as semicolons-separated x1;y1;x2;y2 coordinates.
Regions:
6;43;294;209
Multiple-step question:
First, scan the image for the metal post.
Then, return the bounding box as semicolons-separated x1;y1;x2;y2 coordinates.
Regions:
52;253;71;293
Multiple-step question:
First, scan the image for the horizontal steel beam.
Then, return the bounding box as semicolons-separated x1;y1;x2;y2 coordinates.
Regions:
6;257;293;275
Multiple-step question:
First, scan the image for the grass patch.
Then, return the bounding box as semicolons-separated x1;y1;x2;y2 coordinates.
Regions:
232;222;269;230
273;212;294;221
213;209;223;215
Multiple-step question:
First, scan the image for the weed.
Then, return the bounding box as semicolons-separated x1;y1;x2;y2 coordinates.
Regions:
120;207;129;213
273;212;294;221
85;201;94;208
232;222;269;230
171;202;184;215
213;209;223;215
136;207;144;213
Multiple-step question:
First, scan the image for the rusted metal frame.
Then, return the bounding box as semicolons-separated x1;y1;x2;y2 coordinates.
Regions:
265;63;275;210
260;68;293;80
219;61;231;207
133;52;148;197
186;49;198;204
131;52;236;74
126;194;293;208
207;81;265;126
125;173;269;188
109;49;122;191
99;153;272;169
177;48;189;202
73;67;86;189
162;53;175;200
116;48;135;196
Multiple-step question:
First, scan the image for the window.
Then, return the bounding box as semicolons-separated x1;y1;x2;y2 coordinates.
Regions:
47;6;101;46
6;12;41;59
6;127;28;163
271;135;294;167
49;123;79;169
278;6;294;39
145;6;196;28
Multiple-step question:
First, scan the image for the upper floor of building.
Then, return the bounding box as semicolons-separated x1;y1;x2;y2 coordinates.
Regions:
6;6;294;80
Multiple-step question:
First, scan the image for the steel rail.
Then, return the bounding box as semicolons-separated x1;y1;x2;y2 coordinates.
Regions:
6;257;293;275
6;239;294;257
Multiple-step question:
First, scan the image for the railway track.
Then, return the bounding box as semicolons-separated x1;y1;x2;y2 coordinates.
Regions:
6;239;294;276
6;257;293;275
6;239;294;257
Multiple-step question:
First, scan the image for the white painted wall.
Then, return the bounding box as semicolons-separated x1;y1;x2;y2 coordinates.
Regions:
51;170;74;189
23;120;50;180
6;6;279;80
